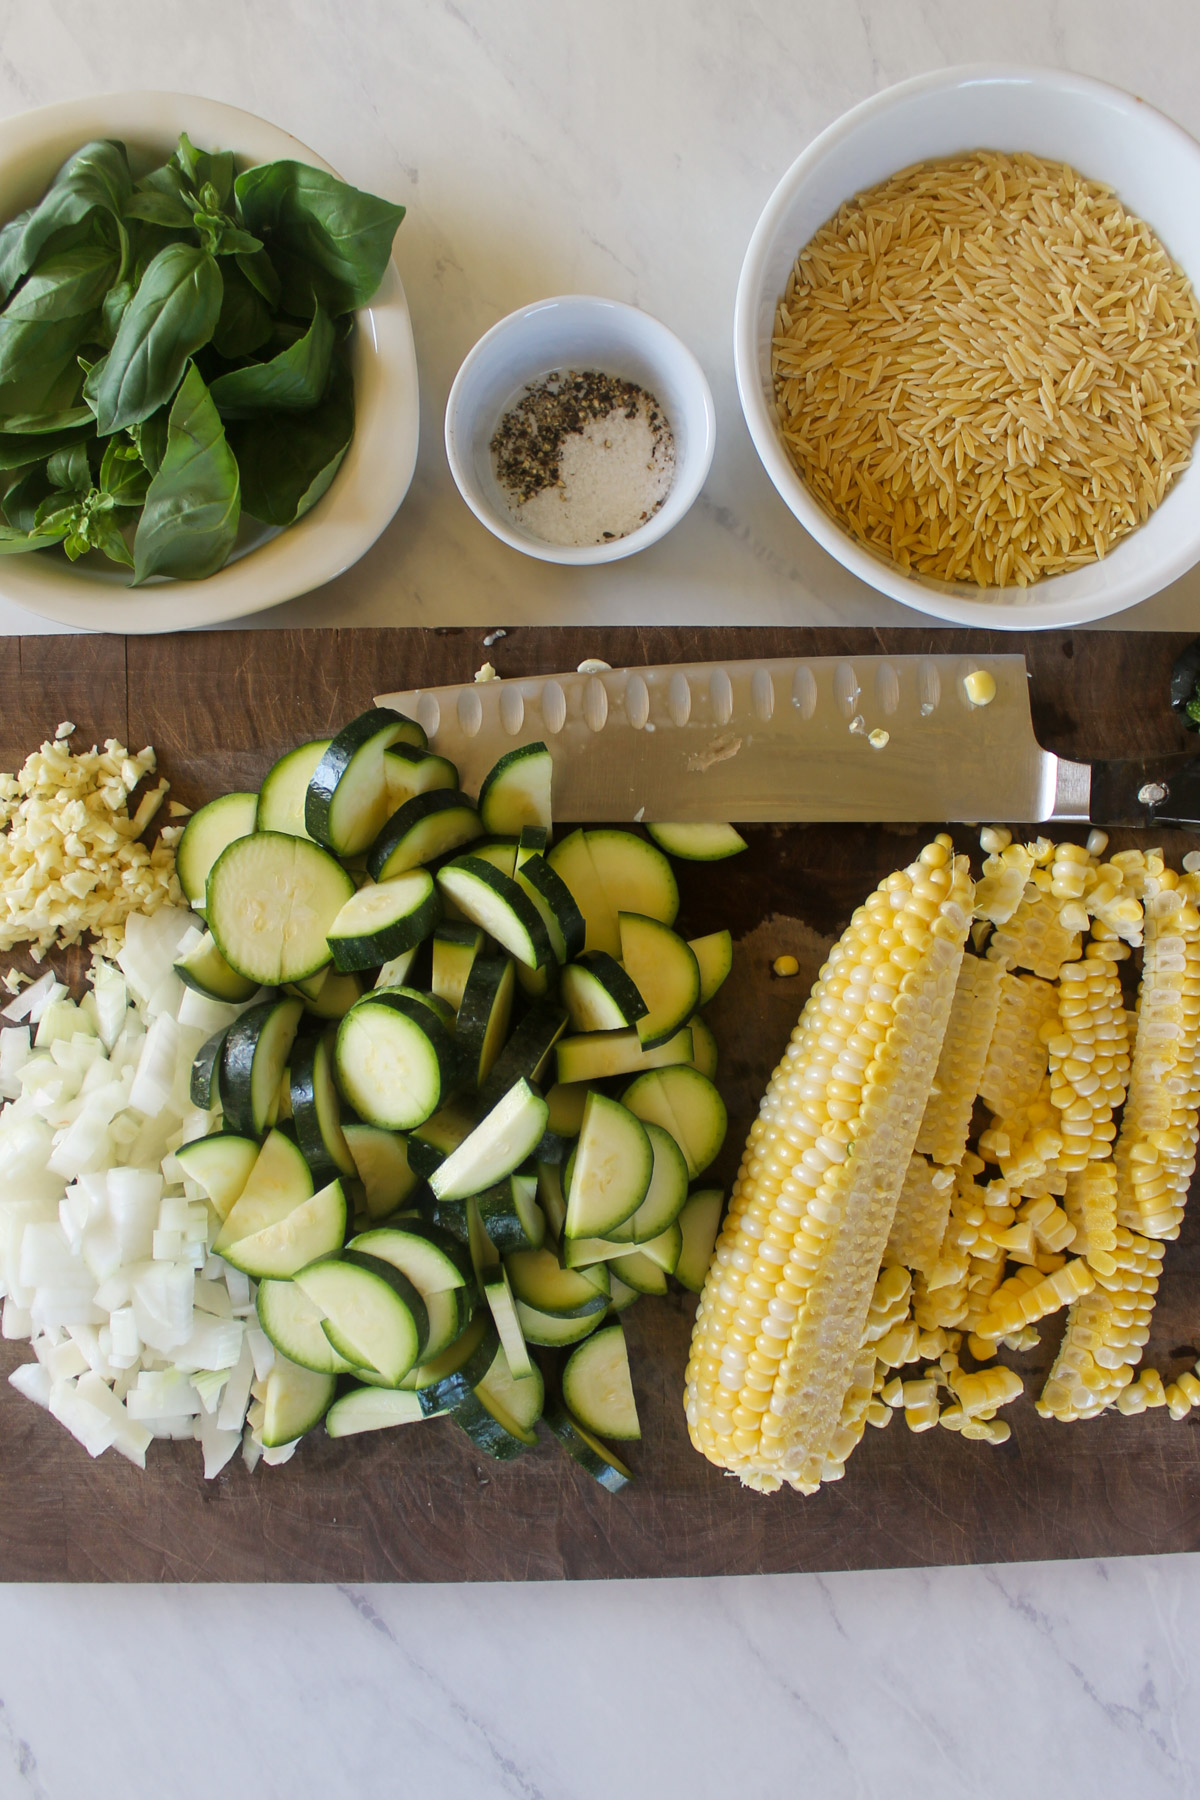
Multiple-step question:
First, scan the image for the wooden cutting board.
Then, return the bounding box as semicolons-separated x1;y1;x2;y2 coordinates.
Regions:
1;623;1198;1584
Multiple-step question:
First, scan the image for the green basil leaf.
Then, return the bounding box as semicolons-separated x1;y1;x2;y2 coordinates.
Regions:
210;259;272;360
99;435;149;507
94;244;223;434
233;161;404;315
4;462;55;529
0;347;87;423
132;361;240;582
133;408;169;478
208;222;262;258
99;278;133;348
87;507;135;568
230;348;354;526
3;242;119;323
46;441;91;492
0;406;93;435
0;141;132;297
0;421;91;469
125;189;196;230
235;247;281;311
0;518;68;553
174;134;234;213
209;304;333;418
0;311;98;390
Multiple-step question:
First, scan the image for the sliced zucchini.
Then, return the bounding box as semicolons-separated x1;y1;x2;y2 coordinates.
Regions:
219;1177;348;1279
220;997;304;1138
546;1081;589;1138
290;968;366;1020
368;789;482;881
562;1322;640;1440
260;1357;336;1448
436;856;553;971
546;829;618;956
536;1160;567;1241
256;739;331;840
176;791;258;910
190;1024;229;1110
607;1248;668;1296
478;1003;568;1110
478;741;553;838
451;1379;538;1458
482;1264;533;1379
564;1092;653;1240
674;1188;725;1293
514;853;585;964
555;1024;693;1086
466;839;518;878
290;1031;357;1183
560;952;647;1033
618;913;700;1050
326;869;440;973
645;822;747;861
176;1131;258;1221
505;1246;610;1319
213;1127;314;1246
373;944;423;990
687;1014;719;1081
399;1311;497;1407
515;1300;602;1347
585;829;679;928
335;993;458;1130
343;1121;421;1218
516;825;550;858
428;1079;549;1201
207;832;354;985
408;1097;478;1179
174;931;259;1003
516;959;557;1002
372;984;456;1032
257;1278;357;1375
349;1225;472;1361
325;1385;432;1437
689;930;733;1008
306;707;423;857
560;1235;629;1266
295;1251;427;1385
474;1171;546;1254
431;924;484;1011
638;1219;682;1275
607;1273;640;1313
628;1121;689;1242
384;741;458;809
621;1065;727;1179
545;1402;632;1492
455;954;516;1089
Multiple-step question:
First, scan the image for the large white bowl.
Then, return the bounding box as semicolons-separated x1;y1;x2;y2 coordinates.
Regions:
0;91;418;632
735;66;1200;629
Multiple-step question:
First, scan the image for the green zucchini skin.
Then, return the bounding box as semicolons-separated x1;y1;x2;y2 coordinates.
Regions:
478;1003;568;1110
219;998;304;1138
326;869;441;972
290;1031;357;1185
455;954;517;1089
545;1401;633;1491
366;789;483;882
305;707;422;855
190;1024;230;1111
340;1248;431;1364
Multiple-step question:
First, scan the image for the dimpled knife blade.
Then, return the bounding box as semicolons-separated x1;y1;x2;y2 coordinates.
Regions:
375;654;1092;824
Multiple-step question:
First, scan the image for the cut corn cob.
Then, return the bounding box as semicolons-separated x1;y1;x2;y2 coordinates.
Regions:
977;972;1058;1118
973;1254;1095;1342
1036;1227;1166;1420
1045;943;1130;1173
974;843;1034;925
987;881;1082;982
915;955;1003;1165
1063;1162;1119;1270
883;1154;955;1276
684;840;973;1492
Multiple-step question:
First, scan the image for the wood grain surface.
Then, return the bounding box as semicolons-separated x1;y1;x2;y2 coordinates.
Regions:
1;623;1198;1584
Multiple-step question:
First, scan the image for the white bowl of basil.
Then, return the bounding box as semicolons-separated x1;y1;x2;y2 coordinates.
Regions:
0;91;418;632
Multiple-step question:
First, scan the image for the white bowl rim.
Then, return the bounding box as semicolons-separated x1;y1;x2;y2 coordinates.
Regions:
733;63;1200;629
0;88;419;633
444;292;716;565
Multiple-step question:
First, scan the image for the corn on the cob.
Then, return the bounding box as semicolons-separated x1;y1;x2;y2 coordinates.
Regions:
1063;1161;1118;1270
1036;1227;1166;1420
977;972;1058;1118
684;841;972;1492
883;1154;955;1275
1113;880;1200;1239
1045;943;1130;1173
915;956;1003;1165
987;882;1082;982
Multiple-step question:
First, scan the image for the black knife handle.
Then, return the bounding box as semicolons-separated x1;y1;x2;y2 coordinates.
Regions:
1088;754;1200;830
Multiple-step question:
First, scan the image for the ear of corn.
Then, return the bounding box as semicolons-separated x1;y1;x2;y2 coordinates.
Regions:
883;1154;955;1276
915;956;1003;1165
977;973;1058;1118
1037;1227;1166;1419
987;884;1081;981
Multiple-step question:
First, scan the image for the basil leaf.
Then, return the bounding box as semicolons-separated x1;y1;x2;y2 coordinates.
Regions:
134;408;169;478
231;349;353;526
47;441;91;492
234;161;404;314
0;348;88;424
210;259;272;359
0;519;69;553
94;244;222;434
89;508;135;568
0;421;91;468
0;141;132;297
99;278;133;348
209;304;333;418
3;242;119;323
235;247;280;308
125;189;195;230
174;134;234;213
0;405;93;434
132;361;240;582
0;311;97;390
4;462;55;529
99;435;149;507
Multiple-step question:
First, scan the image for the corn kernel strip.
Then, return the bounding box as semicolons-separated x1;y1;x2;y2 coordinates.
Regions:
916;955;1004;1165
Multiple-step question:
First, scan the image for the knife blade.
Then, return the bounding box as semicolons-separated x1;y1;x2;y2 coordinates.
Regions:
376;654;1200;829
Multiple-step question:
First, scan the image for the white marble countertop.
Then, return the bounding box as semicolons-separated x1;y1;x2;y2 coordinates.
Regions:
1;3;1199;1795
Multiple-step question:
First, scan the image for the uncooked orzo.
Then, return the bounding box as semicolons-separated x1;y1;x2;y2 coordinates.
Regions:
772;151;1200;589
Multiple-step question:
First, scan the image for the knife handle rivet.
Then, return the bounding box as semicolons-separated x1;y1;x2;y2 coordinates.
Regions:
541;679;567;734
626;673;650;730
669;671;692;727
710;667;734;725
584;677;609;733
457;687;484;737
751;667;775;722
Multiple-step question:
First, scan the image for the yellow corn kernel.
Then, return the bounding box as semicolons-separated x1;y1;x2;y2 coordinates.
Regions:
978;972;1057;1117
974;843;1035;927
987;884;1082;982
916;956;1004;1166
1165;1383;1193;1421
883;1154;955;1276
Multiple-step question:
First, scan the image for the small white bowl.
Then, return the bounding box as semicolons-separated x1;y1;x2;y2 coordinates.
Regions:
445;295;715;564
0;90;418;633
735;65;1200;629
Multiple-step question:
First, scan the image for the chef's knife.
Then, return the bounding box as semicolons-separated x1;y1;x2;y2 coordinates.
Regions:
376;654;1200;829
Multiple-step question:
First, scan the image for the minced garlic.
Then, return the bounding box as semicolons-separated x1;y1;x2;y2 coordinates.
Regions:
0;732;182;958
